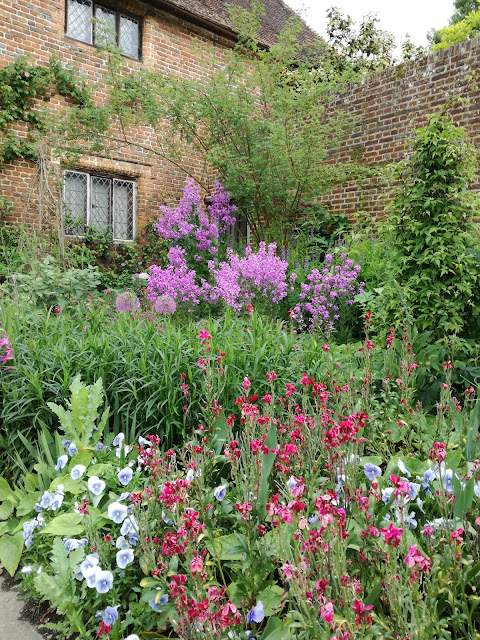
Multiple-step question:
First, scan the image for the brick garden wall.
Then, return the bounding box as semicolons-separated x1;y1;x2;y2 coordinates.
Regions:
323;37;480;219
0;0;233;233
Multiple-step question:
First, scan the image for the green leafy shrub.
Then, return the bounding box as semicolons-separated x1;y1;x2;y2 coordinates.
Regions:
385;113;480;338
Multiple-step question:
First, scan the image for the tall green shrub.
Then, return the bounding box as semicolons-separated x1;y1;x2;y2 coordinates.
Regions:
387;113;479;337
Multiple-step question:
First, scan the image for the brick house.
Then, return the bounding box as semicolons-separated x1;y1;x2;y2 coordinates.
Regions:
0;0;316;242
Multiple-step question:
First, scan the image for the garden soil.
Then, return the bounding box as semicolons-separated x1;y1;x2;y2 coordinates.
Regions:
0;571;62;640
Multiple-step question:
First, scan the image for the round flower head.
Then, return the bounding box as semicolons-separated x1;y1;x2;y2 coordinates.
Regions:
363;463;382;482
70;465;86;480
55;455;68;470
88;476;106;496
116;548;134;569
95;570;114;594
443;469;454;493
213;485;227;501
21;566;33;575
116;292;140;313
39;491;53;510
117;467;133;486
108;502;128;524
154;294;177;315
81;553;99;577
125;636;140;640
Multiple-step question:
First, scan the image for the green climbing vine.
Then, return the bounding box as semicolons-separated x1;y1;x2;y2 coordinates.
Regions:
0;56;91;167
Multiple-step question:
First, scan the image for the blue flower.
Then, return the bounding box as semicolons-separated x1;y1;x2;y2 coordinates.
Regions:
115;536;131;550
102;605;120;626
117;467;133;486
81;553;99;576
84;566;100;588
64;538;87;552
95;442;105;451
95;570;113;594
286;476;298;496
474;480;480;499
120;515;138;536
443;469;454;493
112;432;124;447
67;442;78;457
246;601;264;625
21;566;33;575
116;548;134;569
404;511;418;529
364;463;382;482
70;465;86;480
108;502;128;523
213;485;227;501
421;469;437;490
407;482;421;501
186;469;195;482
39;491;53;510
397;459;411;477
149;594;168;611
88;476;106;496
382;487;394;504
55;455;68;470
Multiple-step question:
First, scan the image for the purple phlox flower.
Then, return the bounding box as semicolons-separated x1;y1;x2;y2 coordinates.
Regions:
363;463;382;482
102;605;120;626
246;601;265;625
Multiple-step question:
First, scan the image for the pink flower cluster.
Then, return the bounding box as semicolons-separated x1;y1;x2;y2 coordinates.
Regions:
148;242;289;312
0;330;12;369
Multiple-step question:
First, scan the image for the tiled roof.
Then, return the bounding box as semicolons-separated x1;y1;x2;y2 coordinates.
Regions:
150;0;319;45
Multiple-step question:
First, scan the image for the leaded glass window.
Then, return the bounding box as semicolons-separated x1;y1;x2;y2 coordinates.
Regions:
63;171;136;241
65;1;141;59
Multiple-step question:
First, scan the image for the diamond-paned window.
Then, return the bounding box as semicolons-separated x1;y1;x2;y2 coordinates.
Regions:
65;1;141;59
63;171;136;241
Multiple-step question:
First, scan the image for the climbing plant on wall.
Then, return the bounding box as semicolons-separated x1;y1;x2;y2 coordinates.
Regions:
0;56;90;167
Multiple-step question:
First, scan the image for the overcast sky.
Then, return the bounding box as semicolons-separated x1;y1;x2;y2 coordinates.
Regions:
284;1;455;48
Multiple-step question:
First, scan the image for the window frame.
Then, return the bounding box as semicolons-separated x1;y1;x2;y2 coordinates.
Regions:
64;0;143;61
63;170;137;243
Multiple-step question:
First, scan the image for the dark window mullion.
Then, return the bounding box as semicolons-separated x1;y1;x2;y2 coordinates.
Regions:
110;179;114;231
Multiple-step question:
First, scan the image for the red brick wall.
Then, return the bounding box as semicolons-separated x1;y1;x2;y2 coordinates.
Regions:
0;0;233;234
323;37;480;218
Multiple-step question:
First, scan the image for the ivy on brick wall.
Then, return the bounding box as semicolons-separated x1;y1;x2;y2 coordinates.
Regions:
0;56;91;167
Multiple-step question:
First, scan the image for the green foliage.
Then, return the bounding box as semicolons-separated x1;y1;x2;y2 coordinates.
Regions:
47;375;108;451
0;56;90;166
55;1;371;246
431;8;480;49
9;255;101;308
385;113;480;338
